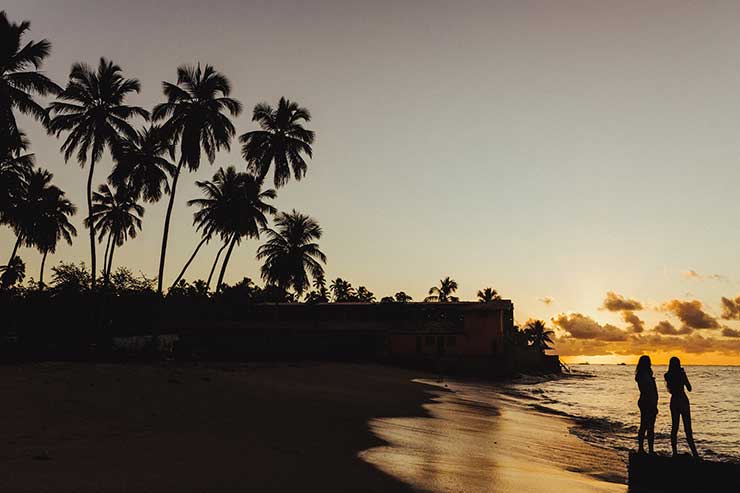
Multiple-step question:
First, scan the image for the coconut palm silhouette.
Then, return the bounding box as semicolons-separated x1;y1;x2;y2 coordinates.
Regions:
152;64;242;295
477;287;501;303
240;97;315;188
257;210;327;297
85;184;144;284
426;277;459;302
0;11;61;154
187;166;276;293
48;58;147;289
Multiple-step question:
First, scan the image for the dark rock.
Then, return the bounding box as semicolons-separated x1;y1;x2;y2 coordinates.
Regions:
628;450;740;492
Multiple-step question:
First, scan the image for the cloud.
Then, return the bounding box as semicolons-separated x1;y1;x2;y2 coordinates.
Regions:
553;332;740;357
721;296;740;320
601;292;644;312
552;313;629;341
709;274;728;282
539;296;554;305
622;311;645;333
722;328;740;338
661;299;720;329
682;270;728;282
550;337;613;357
653;320;692;335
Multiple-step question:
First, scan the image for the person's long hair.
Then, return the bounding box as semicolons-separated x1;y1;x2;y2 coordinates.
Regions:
664;356;682;394
635;355;653;381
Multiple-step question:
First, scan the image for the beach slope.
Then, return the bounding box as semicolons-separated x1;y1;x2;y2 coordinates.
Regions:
0;363;625;492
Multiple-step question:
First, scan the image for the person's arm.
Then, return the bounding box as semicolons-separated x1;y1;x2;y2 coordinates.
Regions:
683;369;692;392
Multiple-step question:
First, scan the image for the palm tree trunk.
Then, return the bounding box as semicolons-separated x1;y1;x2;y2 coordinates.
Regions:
107;235;117;281
170;234;210;291
102;231;112;281
207;238;230;292
86;159;97;289
157;161;184;295
7;235;21;266
215;234;238;293
39;250;48;288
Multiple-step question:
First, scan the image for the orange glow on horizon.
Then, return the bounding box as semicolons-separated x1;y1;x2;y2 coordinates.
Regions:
561;351;740;366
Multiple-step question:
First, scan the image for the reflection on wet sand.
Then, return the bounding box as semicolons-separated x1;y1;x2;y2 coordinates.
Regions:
360;380;626;493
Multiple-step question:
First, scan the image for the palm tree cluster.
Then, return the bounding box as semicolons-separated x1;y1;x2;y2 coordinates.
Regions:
186;166;276;293
381;291;413;303
1;11;325;298
85;184;143;284
326;278;377;303
1;162;77;287
1;11;511;311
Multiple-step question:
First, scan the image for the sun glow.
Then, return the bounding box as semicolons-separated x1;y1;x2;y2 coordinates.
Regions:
561;351;740;366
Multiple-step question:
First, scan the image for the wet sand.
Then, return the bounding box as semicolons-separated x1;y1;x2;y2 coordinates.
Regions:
362;380;627;492
0;363;626;492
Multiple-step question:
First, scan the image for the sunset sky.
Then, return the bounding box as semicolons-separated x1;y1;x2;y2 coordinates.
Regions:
4;0;740;364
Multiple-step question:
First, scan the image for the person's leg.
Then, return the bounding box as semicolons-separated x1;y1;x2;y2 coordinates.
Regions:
670;402;680;456
682;404;699;458
638;410;647;453
647;412;656;454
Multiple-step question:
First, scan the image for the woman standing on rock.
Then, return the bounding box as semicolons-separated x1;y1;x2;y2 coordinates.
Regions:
665;356;699;458
635;355;658;454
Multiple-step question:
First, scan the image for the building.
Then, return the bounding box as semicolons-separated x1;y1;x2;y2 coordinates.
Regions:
173;300;559;376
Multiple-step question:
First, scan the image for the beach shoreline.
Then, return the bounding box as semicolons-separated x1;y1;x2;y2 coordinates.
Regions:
362;377;627;492
0;362;625;492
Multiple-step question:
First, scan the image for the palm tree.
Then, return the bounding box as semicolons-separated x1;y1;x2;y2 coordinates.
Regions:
523;320;555;352
109;125;175;203
152;64;242;294
3;165;44;269
477;287;501;303
0;11;61;154
240;97;314;188
356;286;375;303
426;276;458;302
313;273;329;301
257;210;326;296
394;291;412;303
0;131;34;229
85;184;144;283
30;172;77;286
48;58;147;289
0;256;24;287
329;278;354;302
1;168;75;287
187;166;276;293
304;273;329;304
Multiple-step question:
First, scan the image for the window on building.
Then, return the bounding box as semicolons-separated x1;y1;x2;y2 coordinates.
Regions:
425;335;435;346
446;335;457;347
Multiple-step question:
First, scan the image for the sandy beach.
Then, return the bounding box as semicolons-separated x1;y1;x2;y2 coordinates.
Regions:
0;362;626;492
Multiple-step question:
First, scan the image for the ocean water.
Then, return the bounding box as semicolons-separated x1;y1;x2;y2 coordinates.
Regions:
503;365;740;461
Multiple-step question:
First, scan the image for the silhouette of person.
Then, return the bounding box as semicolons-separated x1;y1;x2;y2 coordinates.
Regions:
664;356;699;458
635;355;658;454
